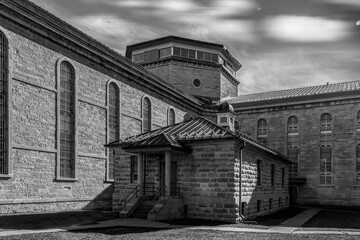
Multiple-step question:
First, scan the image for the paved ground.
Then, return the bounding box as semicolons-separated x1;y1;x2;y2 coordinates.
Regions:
0;207;359;237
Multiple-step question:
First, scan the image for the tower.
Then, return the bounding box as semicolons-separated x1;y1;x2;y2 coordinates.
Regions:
125;36;241;101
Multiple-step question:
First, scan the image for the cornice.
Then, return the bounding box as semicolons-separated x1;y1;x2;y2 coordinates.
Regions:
232;90;360;113
0;0;204;113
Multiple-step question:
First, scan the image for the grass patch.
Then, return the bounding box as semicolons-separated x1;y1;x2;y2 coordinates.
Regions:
302;210;360;230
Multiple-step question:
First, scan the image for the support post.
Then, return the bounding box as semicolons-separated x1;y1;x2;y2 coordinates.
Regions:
137;153;144;196
165;151;171;197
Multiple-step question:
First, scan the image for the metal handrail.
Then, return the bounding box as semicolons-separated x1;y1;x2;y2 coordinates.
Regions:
152;185;166;202
120;185;139;211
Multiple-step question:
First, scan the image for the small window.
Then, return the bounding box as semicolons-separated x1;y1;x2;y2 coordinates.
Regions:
159;47;171;58
257;160;261;186
180;48;189;58
220;117;227;123
269;198;272;210
173;47;181;56
168;108;175;126
132;53;144;63
204;52;212;61
278;197;281;208
281;167;285;186
142;97;151;133
320;147;332;185
357;112;360;131
192;79;201;88
130;156;138;183
197;51;204;60
189;49;196;59
257;200;261;213
271;164;275;186
356;144;360;172
211;54;218;62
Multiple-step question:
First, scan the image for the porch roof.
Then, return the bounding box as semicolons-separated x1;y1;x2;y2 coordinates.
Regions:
106;117;291;163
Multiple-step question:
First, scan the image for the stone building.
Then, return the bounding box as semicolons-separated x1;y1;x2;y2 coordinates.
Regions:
107;105;290;222
0;0;357;223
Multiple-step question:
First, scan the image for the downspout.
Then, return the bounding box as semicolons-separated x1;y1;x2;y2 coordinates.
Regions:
239;141;245;220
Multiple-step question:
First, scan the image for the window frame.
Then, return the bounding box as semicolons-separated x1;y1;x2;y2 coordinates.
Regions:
0;28;12;178
167;107;176;126
257;118;268;145
106;80;121;182
142;96;152;133
56;58;78;181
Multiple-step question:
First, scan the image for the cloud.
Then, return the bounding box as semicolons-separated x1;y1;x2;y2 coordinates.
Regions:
322;0;360;7
72;14;160;53
263;15;351;42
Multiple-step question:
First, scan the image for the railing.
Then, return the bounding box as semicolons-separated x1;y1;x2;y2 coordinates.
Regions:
120;185;139;211
152;185;166;201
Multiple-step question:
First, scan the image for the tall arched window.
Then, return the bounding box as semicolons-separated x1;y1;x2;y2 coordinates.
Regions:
0;31;9;175
142;97;151;133
59;61;76;179
320;113;332;185
257;119;267;145
108;82;119;180
287;116;299;176
168;108;175;126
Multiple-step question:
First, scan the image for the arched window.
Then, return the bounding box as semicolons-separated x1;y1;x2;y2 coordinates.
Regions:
0;31;9;175
142;97;151;133
257;119;267;145
108;82;119;180
59;61;76;179
287;116;299;176
168;108;175;126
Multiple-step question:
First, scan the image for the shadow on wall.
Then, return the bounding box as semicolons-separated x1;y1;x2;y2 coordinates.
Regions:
84;185;114;211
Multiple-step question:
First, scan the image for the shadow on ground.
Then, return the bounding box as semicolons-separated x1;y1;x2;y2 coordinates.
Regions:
0;211;117;231
302;209;360;230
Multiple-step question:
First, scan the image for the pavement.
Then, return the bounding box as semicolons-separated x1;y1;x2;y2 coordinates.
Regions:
0;208;360;237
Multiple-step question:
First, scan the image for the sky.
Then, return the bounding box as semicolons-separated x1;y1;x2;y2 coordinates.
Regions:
30;0;360;94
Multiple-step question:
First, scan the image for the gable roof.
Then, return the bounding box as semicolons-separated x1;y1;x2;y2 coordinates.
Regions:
228;80;360;106
106;117;291;163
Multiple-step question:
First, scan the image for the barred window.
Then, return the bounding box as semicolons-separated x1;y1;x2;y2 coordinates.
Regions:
257;119;267;145
320;113;332;132
59;61;75;179
108;82;119;180
130;156;138;183
159;47;171;58
320;147;332;184
142;97;151;133
168;108;175;126
0;31;8;175
287;116;299;176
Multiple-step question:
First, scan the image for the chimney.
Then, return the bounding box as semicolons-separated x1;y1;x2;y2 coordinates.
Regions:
217;102;237;132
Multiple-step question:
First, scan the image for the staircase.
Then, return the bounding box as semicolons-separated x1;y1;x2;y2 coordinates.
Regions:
131;196;156;219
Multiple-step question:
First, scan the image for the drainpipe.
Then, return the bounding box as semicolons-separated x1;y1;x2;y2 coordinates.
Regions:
239;141;245;220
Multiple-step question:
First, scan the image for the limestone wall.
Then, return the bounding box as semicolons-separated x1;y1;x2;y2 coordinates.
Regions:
0;21;188;214
236;99;360;206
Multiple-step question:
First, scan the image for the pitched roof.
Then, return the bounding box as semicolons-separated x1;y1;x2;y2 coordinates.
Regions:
106;117;236;150
106;117;291;163
228;80;360;105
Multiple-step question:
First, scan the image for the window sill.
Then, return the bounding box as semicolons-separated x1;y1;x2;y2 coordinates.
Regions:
55;177;78;182
0;174;13;179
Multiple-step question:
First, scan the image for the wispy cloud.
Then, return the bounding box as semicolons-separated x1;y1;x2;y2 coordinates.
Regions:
263;15;351;42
